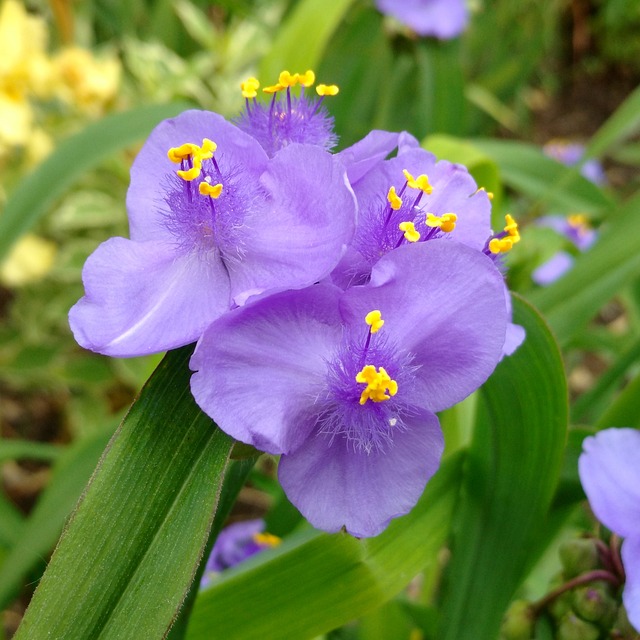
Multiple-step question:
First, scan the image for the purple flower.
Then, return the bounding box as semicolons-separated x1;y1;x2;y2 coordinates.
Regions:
375;0;468;39
532;214;597;286
69;110;356;357
190;241;508;537
200;519;280;588
235;71;339;158
543;140;606;186
579;428;640;632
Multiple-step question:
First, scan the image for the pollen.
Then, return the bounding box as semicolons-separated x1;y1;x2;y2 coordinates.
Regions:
167;142;199;163
399;221;420;242
568;214;588;228
356;365;398;405
298;69;316;87
240;77;260;98
168;138;218;181
503;214;520;242
199;181;223;198
177;165;201;181
252;532;281;547
263;83;285;94
403;169;433;194
426;213;457;233
316;84;339;96
387;186;402;210
365;309;384;333
489;237;515;254
278;70;299;87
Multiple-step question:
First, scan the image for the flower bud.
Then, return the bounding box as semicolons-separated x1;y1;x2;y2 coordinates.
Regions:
558;538;599;578
557;612;600;640
573;583;617;626
500;600;534;640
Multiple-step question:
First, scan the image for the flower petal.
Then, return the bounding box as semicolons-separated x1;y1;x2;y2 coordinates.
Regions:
126;110;268;243
622;536;640;632
190;285;344;455
337;130;403;184
376;0;468;39
341;240;507;412
69;238;230;356
228;143;356;306
578;428;640;539
279;408;443;537
532;251;574;286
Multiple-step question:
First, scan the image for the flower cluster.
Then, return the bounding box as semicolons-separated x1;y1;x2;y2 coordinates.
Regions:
375;0;468;40
70;69;524;536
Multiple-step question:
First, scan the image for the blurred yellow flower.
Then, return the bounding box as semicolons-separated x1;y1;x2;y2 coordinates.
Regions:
0;233;57;287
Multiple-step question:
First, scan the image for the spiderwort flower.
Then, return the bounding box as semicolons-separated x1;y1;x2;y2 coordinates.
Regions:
532;214;597;286
200;519;280;588
235;70;339;158
543;140;606;186
579;428;640;632
69;110;356;356
375;0;468;40
191;241;508;537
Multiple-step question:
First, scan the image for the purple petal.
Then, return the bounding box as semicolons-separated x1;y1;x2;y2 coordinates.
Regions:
279;408;443;537
376;0;468;39
532;251;574;286
69;238;230;357
578;428;640;539
190;285;343;454
229;144;356;306
205;519;265;574
622;536;640;632
502;291;525;356
337;130;404;185
127;110;268;243
341;241;508;413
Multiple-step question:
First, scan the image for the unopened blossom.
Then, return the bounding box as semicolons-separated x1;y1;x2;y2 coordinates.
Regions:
235;69;339;157
579;428;640;632
543;140;606;186
191;241;508;537
69;110;356;357
375;0;468;40
532;214;597;286
200;519;280;588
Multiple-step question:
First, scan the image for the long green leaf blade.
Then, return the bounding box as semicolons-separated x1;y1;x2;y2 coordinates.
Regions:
0;102;192;261
14;347;233;640
438;296;568;640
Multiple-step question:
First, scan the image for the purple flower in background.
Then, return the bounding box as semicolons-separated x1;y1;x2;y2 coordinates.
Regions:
543;140;606;186
69;110;356;357
235;70;339;158
532;214;597;286
579;428;640;632
200;519;280;588
375;0;468;39
191;241;508;537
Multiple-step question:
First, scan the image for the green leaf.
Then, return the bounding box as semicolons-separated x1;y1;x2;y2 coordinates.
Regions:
437;296;568;640
0;495;23;550
14;347;234;639
0;102;193;261
185;454;464;640
0;439;64;464
471;138;614;214
528;191;640;346
596;369;640;430
259;0;356;81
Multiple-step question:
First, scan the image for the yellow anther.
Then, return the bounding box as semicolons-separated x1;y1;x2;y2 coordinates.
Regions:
489;237;514;254
568;214;588;228
196;138;217;162
177;164;202;181
477;187;494;200
356;365;398;405
503;214;520;243
263;83;285;93
298;69;316;87
365;310;384;334
399;221;420;243
278;70;299;87
240;77;260;99
253;532;281;548
167;142;199;163
426;213;457;233
316;84;339;96
402;169;432;194
199;181;223;198
387;186;402;210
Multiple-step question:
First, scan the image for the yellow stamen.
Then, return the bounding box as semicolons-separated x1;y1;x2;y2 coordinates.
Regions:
240;77;260;99
489;237;514;254
365;310;384;334
568;214;588;228
298;69;316;87
167;142;199;163
426;213;457;233
402;169;432;194
503;214;520;244
316;84;339;96
168;138;217;181
399;221;420;242
199;181;223;198
263;83;285;93
278;70;299;87
253;532;281;547
387;186;402;210
356;365;398;405
177;164;201;181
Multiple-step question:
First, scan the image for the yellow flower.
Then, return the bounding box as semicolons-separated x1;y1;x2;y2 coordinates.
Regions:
0;234;57;287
